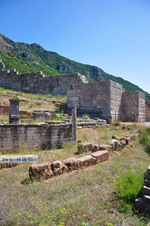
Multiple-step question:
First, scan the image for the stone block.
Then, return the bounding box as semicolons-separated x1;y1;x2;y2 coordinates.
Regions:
78;142;94;153
91;150;109;163
78;155;96;168
51;160;68;175
0;162;19;170
120;138;127;146
99;144;112;151
91;144;100;152
63;157;81;171
29;162;53;180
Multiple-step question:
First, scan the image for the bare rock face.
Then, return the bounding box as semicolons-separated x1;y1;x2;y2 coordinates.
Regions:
91;151;109;163
78;155;96;168
29;162;53;180
78;142;94;153
63;157;81;171
51;160;68;175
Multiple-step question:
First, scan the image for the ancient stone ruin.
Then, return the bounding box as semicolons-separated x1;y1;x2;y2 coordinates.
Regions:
0;60;149;122
67;80;145;122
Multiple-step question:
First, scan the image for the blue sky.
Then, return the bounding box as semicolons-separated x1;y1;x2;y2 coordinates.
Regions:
0;0;150;93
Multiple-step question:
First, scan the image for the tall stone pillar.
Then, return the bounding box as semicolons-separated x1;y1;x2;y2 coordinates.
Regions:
9;99;20;124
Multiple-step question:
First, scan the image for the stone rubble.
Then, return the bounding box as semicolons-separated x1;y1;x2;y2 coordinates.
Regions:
29;131;139;181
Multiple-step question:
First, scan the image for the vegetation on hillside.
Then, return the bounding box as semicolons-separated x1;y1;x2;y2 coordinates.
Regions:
0;33;150;101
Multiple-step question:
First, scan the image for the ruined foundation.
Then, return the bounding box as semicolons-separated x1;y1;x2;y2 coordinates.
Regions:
0;122;72;153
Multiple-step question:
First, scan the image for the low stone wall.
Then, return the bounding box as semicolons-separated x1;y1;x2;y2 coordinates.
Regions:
0;123;72;153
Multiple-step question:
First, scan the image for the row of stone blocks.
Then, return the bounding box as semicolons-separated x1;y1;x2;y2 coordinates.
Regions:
135;166;150;211
29;151;109;181
77;132;139;154
28;132;139;181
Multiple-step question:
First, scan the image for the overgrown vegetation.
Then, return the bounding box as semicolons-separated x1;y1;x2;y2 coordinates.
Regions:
83;114;90;119
116;168;145;213
51;112;64;121
139;128;150;152
0;125;150;225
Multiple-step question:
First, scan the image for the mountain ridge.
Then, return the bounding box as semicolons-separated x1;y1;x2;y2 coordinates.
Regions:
0;33;150;102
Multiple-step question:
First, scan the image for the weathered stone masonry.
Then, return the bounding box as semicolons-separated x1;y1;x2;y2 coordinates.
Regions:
0;60;148;122
0;69;88;96
67;80;146;122
0;123;72;153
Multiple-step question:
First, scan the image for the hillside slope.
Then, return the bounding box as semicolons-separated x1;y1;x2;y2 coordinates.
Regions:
0;34;150;101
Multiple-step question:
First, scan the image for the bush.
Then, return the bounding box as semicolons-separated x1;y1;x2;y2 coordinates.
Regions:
139;128;150;151
116;168;144;213
110;121;121;127
83;114;90;119
47;93;53;98
51;112;63;121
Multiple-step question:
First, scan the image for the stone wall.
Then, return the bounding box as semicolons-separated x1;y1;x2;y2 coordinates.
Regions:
146;102;150;122
67;81;145;122
109;81;123;121
67;80;123;122
0;123;72;153
121;91;145;122
68;81;111;120
0;69;88;96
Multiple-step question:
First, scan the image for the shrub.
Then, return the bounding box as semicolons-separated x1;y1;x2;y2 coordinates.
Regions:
47;93;53;98
110;121;121;127
83;114;90;119
51;112;64;121
116;168;144;213
0;87;5;92
139;128;150;151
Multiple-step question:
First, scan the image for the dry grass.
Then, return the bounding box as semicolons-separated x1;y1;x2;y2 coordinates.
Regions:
0;88;66;112
0;125;149;226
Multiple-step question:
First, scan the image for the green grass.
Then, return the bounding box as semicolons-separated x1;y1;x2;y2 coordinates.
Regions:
116;168;145;213
1;125;150;225
51;112;64;121
139;128;150;151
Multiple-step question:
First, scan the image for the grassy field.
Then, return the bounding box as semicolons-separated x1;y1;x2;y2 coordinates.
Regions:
0;125;150;226
0;87;66;112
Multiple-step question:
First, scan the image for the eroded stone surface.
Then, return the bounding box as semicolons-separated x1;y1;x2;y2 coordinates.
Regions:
78;142;94;153
51;160;68;175
63;157;81;171
91;150;109;163
29;162;53;180
78;155;96;168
